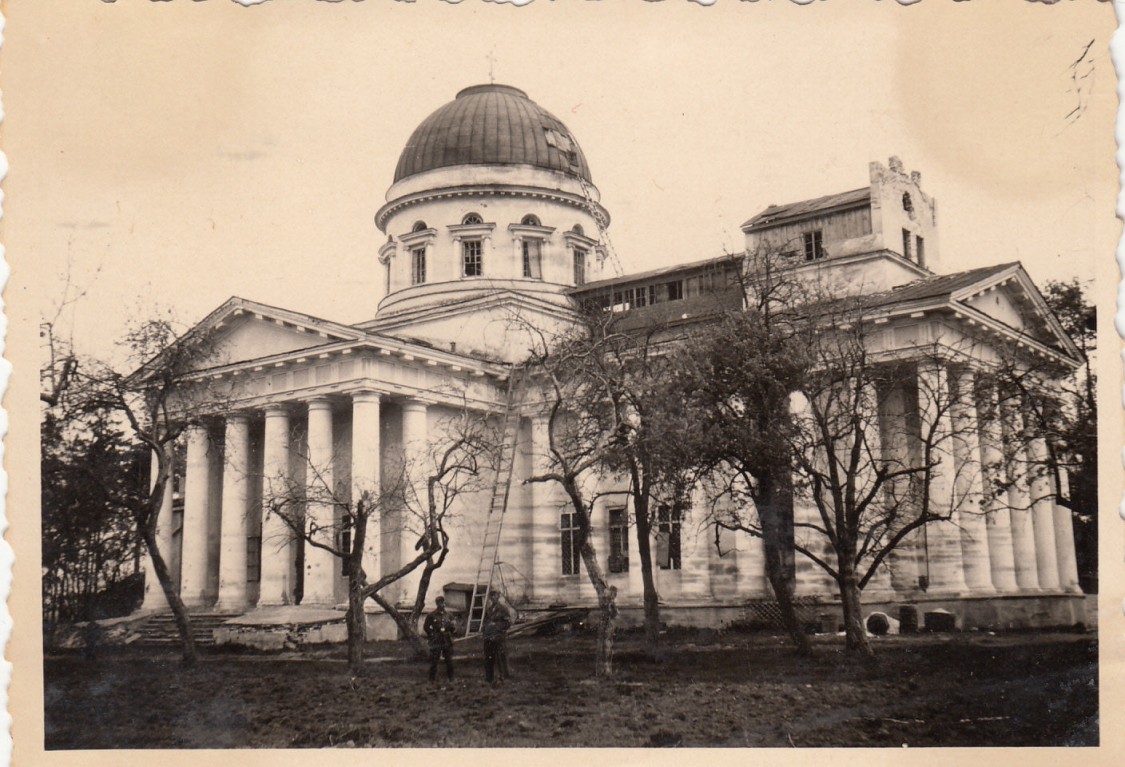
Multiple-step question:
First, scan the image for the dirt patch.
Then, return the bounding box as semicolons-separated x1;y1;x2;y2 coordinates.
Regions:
43;630;1097;748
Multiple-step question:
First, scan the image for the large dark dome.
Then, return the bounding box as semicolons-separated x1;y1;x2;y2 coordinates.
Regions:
393;84;593;184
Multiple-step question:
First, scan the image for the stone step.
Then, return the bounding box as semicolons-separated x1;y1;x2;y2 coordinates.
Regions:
133;612;236;647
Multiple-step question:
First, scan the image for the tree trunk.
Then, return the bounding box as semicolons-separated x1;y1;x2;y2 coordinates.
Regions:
345;513;369;673
633;512;661;657
411;552;446;628
140;525;197;668
345;572;367;673
579;542;617;677
369;591;429;658
595;588;618;678
838;563;873;657
758;474;811;655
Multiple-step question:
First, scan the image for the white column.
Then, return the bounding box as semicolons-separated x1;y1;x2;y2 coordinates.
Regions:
258;405;294;606
529;413;559;603
1027;433;1061;590
793;498;834;596
738;529;770;597
916;360;968;593
679;489;712;597
351;392;382;585
978;387;1019;592
304;398;338;606
1052;470;1082;593
790;392;835;597
180;425;214;608
141;446;176;610
950;369;994;593
399;400;429;604
859;381;894;596
1001;399;1040;591
881;383;921;593
216;414;252;611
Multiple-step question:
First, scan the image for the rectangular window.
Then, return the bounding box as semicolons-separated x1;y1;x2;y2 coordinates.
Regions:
803;230;824;261
666;280;684;301
411;247;426;285
648;284;660;305
573;248;587;286
915;235;925;267
902;228;912;262
608;507;629;574
523;239;543;279
633;285;648;308
246;536;261;582
561;512;582;576
655;505;682;570
385;262;392;294
462;239;483;277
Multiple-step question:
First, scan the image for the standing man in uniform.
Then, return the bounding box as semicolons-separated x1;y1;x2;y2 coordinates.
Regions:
424;595;457;683
482;590;513;686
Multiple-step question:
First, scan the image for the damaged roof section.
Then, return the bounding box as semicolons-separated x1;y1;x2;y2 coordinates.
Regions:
742;187;872;232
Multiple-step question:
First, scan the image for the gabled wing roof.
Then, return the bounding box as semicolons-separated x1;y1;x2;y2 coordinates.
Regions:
860;262;1020;308
817;261;1081;363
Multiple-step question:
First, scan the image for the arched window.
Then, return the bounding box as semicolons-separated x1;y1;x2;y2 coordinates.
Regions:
521;214;541;227
412;221;428;233
462;213;484;226
902;192;914;214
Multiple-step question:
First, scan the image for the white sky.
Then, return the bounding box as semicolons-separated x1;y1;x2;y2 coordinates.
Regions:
6;1;1119;360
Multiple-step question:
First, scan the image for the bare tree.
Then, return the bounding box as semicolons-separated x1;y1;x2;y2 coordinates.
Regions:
522;325;624;678
528;306;701;656
264;407;496;671
53;318;228;667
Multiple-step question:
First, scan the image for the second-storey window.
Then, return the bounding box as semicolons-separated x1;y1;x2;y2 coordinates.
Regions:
462;239;483;277
902;228;913;262
803;230;824;261
411;247;426;285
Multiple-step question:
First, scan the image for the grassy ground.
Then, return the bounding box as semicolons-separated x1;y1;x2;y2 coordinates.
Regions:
43;629;1097;748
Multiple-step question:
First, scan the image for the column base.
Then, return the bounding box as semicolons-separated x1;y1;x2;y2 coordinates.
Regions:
180;596;215;610
140;594;170;611
256;597;295;608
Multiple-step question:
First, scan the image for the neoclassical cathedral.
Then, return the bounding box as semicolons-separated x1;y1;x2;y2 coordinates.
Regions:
139;84;1086;637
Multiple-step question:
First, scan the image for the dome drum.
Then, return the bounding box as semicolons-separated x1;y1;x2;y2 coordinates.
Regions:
374;84;609;334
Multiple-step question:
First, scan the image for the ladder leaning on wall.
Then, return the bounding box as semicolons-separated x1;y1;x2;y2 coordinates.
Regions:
464;368;523;637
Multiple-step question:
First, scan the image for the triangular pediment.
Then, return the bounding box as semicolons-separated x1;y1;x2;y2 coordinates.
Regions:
951;265;1080;360
183;298;367;370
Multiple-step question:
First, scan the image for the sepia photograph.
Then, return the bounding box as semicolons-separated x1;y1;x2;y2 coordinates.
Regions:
4;0;1120;761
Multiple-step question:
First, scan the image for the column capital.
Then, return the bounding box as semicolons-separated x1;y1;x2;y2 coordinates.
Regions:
262;403;291;418
351;390;383;406
224;411;252;426
306;397;334;413
185;421;211;443
402;399;428;414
